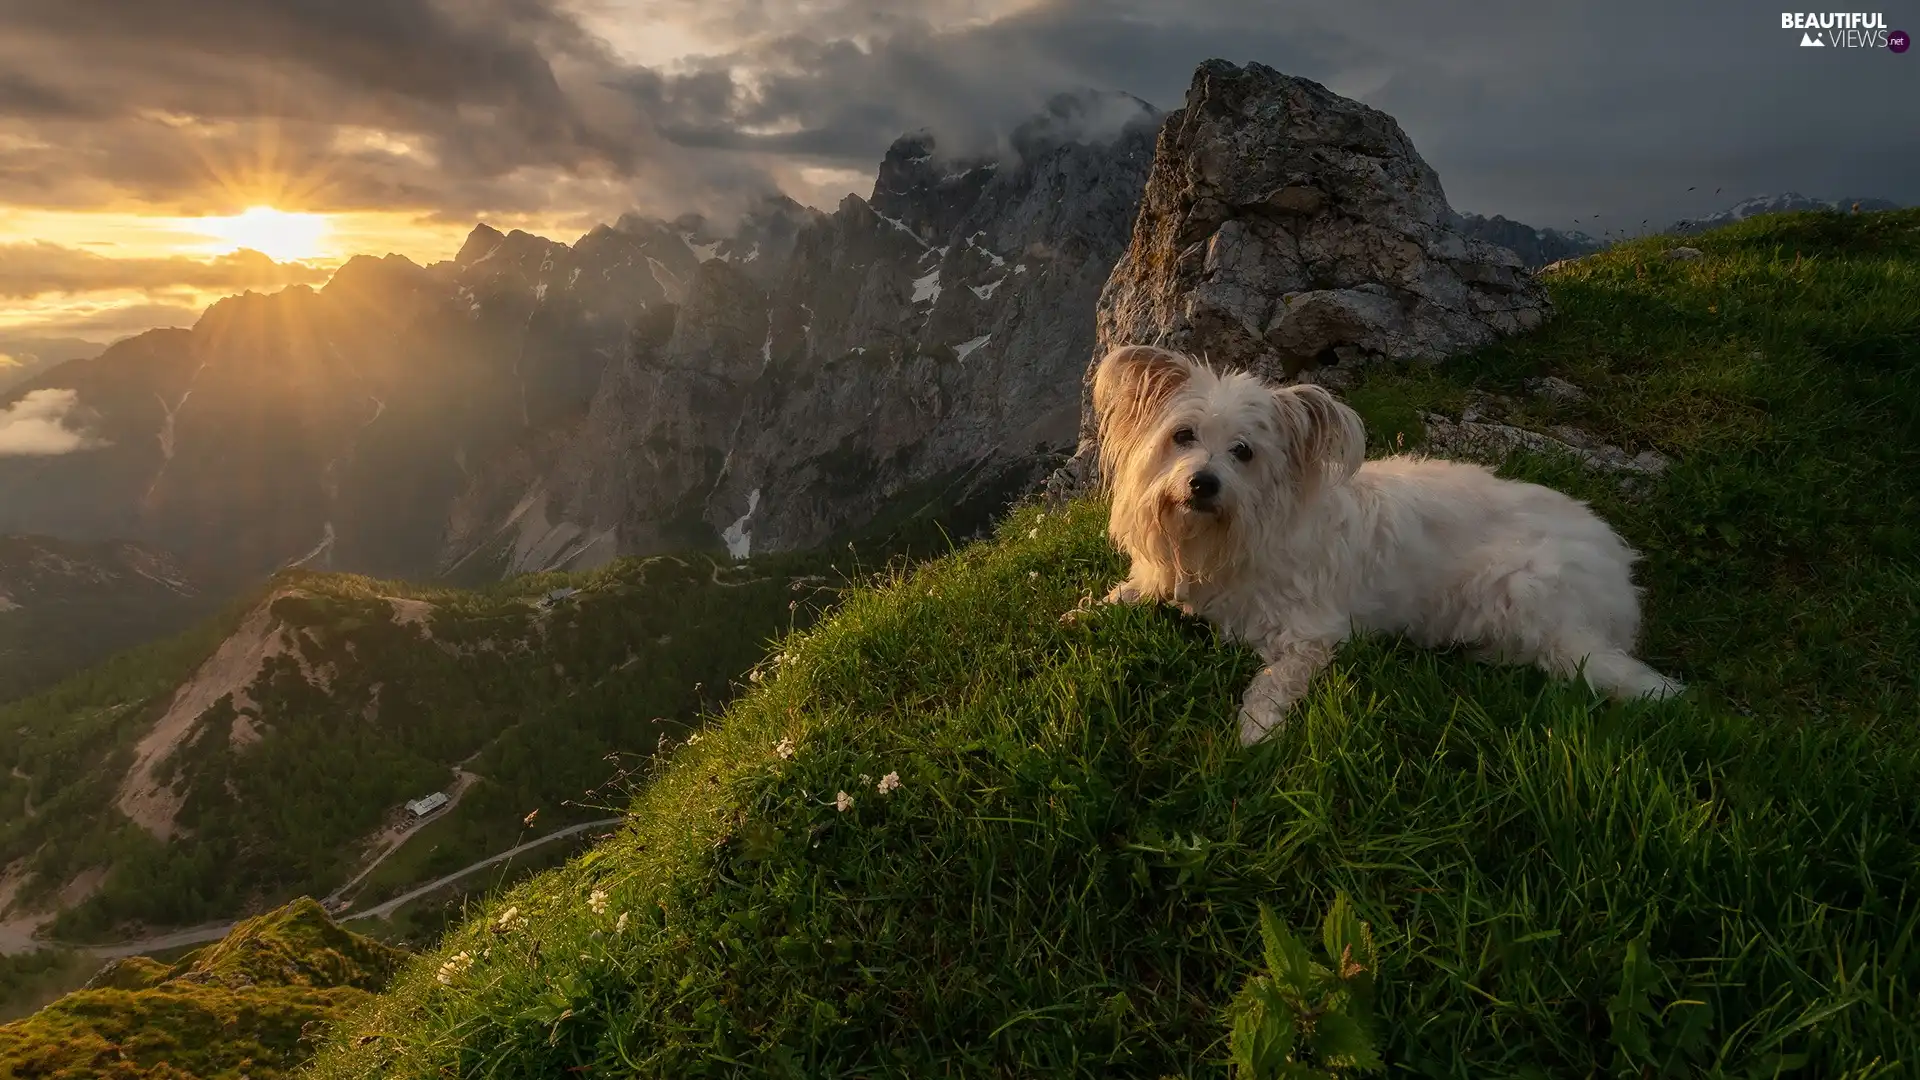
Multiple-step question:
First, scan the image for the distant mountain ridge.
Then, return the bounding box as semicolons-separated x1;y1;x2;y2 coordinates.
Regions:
1451;211;1603;268
1669;191;1902;234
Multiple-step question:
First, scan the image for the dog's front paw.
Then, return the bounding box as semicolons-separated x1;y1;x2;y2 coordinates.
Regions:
1064;580;1146;623
1236;668;1297;746
1237;702;1286;746
1236;661;1313;745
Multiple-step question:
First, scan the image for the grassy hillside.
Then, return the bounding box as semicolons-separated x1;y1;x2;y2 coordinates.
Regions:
0;897;406;1078
0;546;849;941
310;209;1920;1078
0;535;219;703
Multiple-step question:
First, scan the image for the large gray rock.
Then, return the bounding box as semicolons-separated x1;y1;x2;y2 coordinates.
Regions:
1081;60;1552;453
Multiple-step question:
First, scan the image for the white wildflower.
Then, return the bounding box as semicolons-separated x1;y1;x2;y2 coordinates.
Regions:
774;737;796;760
859;773;872;785
1028;528;1040;539
614;911;629;934
493;906;523;933
686;732;701;745
1029;570;1039;580
588;889;609;915
436;951;474;985
749;668;762;683
877;771;901;795
835;790;854;813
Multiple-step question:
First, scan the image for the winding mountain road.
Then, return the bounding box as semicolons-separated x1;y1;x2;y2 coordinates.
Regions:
14;817;624;960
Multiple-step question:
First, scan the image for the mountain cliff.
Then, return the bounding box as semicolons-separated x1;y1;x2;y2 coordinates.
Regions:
446;90;1163;572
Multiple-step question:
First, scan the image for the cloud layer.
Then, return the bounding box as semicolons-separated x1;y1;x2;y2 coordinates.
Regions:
0;243;328;299
0;1;1910;240
0;388;107;456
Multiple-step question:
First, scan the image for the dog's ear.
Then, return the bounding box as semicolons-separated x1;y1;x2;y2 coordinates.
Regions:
1092;345;1196;458
1274;384;1366;490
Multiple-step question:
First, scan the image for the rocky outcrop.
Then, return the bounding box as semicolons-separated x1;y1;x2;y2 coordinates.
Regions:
1086;61;1551;433
1042;61;1554;497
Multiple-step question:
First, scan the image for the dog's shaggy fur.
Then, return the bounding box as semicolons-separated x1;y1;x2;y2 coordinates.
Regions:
1092;344;1683;745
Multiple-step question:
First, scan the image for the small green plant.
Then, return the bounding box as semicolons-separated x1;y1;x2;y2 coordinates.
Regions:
1227;895;1385;1079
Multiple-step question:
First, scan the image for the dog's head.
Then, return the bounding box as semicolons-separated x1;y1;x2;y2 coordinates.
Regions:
1093;344;1366;583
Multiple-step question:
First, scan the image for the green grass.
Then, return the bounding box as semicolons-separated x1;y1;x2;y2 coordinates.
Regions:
310;211;1920;1077
0;948;96;1023
0;898;407;1079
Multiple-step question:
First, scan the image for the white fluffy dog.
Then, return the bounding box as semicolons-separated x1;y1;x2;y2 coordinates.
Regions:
1090;344;1683;745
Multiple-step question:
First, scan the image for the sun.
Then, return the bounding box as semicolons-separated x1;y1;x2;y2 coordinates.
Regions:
183;206;334;263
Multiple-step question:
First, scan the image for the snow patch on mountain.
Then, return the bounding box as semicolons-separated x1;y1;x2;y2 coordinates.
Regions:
722;488;761;560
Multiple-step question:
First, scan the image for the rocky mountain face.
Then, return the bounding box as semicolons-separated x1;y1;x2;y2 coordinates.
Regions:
1451;212;1601;268
427;91;1165;573
0;534;211;701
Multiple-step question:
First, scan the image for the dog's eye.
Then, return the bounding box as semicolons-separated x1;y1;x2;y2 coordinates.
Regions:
1171;427;1196;446
1230;442;1254;463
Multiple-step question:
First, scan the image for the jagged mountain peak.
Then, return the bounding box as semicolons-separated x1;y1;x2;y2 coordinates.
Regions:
324;253;428;299
452;223;506;266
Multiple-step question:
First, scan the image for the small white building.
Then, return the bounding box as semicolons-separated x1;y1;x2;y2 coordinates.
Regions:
536;587;578;610
406;792;450;819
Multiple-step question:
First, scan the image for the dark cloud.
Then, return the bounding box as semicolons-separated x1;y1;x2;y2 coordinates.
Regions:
0;0;1908;238
0;243;329;299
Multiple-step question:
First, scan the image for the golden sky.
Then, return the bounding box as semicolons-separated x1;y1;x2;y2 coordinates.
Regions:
0;206;578;350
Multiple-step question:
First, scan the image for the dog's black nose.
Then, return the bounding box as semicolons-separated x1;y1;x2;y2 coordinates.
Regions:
1188;471;1221;500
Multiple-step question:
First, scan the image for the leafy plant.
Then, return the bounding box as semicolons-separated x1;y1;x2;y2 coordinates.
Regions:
1228;895;1385;1079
